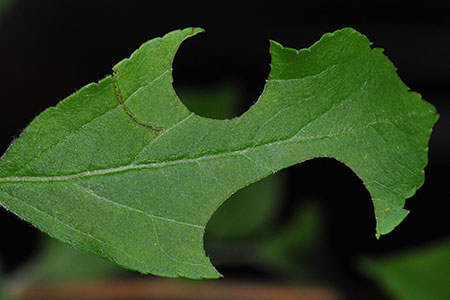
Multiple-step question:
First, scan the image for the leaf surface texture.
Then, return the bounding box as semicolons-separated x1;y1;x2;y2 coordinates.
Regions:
0;28;438;278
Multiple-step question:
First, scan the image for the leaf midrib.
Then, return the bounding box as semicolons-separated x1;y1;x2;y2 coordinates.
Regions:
0;111;430;183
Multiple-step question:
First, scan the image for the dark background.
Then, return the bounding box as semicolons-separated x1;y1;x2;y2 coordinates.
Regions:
0;1;449;298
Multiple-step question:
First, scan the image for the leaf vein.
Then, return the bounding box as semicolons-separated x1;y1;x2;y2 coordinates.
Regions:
151;219;209;268
72;183;204;229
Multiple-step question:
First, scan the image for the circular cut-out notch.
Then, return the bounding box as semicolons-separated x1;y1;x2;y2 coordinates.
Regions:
175;82;242;120
172;28;270;120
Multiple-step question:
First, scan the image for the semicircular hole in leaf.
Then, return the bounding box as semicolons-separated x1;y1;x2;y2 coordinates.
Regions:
172;30;269;120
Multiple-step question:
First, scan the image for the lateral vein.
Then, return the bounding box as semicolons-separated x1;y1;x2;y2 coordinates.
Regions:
72;182;204;229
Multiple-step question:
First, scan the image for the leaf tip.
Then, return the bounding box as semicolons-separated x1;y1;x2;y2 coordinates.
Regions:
188;27;205;35
375;207;410;239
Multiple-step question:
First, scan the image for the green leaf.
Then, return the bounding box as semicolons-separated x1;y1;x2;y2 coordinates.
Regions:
360;239;450;300
0;28;438;279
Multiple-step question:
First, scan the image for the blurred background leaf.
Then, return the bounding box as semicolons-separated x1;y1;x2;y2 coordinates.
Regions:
258;200;325;281
360;239;450;300
4;236;125;299
12;236;123;283
0;0;14;19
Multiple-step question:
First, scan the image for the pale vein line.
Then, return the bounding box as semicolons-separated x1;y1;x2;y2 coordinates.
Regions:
0;112;434;184
0;149;250;183
249;95;314;144
0;188;147;268
294;88;355;138
133;113;194;163
267;64;338;83
124;69;170;102
196;161;227;190
151;219;209;267
241;151;275;174
72;183;204;229
190;126;214;150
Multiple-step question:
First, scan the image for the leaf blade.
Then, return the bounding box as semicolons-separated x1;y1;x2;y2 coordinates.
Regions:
0;27;438;278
